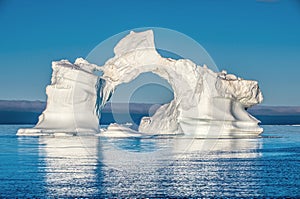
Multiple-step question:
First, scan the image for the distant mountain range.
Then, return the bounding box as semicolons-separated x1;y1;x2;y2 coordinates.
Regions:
1;100;300;125
248;106;300;116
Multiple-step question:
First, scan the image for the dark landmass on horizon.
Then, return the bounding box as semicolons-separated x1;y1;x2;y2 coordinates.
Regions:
1;100;300;125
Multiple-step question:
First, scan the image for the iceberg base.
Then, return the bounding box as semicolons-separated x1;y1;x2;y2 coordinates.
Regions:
17;128;98;137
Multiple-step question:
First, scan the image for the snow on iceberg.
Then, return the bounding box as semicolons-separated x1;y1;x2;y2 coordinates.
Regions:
17;30;263;137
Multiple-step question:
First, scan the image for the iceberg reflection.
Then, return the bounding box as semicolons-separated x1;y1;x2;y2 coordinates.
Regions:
39;136;99;197
98;135;262;197
39;134;262;197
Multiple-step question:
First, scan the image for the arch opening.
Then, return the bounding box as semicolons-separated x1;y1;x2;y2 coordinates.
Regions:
100;72;174;130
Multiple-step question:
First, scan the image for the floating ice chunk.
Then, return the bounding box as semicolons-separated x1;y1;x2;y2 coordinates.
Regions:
99;123;152;138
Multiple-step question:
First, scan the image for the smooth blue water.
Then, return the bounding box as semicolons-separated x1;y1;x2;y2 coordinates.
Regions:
0;125;299;198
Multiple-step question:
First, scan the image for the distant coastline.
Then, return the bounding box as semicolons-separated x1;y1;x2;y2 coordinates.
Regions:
1;100;300;125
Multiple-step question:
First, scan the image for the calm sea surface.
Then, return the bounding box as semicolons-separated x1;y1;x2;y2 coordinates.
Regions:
0;125;299;198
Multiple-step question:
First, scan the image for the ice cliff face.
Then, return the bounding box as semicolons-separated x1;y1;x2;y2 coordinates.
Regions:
17;30;263;137
17;58;101;135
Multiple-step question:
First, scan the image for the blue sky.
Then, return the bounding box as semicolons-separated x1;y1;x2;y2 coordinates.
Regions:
0;0;299;105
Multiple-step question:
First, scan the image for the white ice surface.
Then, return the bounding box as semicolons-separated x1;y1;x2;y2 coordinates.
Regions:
17;58;100;136
18;30;263;138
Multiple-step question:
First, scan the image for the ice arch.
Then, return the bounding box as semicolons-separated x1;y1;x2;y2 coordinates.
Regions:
17;30;263;137
105;72;174;127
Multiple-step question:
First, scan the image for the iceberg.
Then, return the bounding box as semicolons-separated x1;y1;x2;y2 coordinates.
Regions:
17;30;263;137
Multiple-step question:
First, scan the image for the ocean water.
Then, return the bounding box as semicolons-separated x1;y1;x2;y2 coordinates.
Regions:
0;125;299;198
